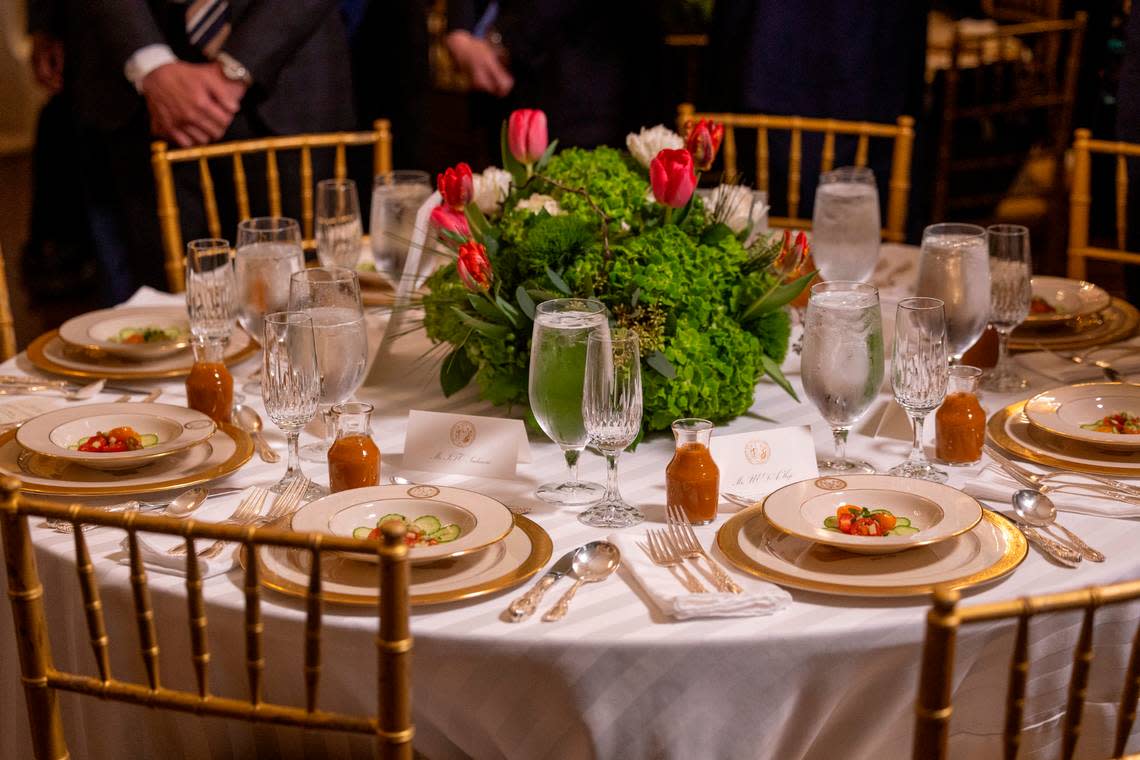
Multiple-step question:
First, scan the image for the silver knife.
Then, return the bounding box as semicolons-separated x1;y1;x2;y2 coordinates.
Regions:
506;548;577;622
1013;519;1082;566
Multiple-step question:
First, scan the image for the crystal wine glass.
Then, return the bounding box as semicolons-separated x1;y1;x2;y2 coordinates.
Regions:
528;298;608;505
262;311;322;499
370;171;432;286
289;267;369;465
983;224;1031;391
801;281;885;474
580;328;644;528
316;179;364;269
888;297;951;482
236;217;305;339
811;166;882;282
915;223;990;363
185;238;236;345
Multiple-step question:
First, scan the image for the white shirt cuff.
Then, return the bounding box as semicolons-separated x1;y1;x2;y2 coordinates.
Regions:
124;44;178;92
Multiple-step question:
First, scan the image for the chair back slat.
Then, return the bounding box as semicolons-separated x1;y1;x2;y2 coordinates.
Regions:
1067;129;1140;280
301;145;315;242
232;154;251;222
378;522;413;760
756;127;769;192
184;538;210;698
854;130;870;168
72;527;112;682
243;541;264;705
821;130;836;174
1003;611;1030;760
335;143;348;180
1116;155;1129;252
198;158;223;240
913;588;959;760
126;529;161;690
1061;604;1098;760
723;125;738;178
266;148;282;219
787;125;802;220
1115;618;1140;756
305;548;323;713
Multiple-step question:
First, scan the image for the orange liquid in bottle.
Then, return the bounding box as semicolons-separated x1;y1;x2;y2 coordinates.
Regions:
666;442;720;524
935;392;985;464
185;361;233;423
328;434;381;493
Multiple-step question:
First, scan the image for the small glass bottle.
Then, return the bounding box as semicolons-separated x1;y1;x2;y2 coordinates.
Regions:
935;365;986;465
665;418;720;525
185;339;233;423
328;401;380;493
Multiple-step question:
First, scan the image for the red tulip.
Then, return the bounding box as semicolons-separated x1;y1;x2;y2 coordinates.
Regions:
457;240;493;292
773;230;811;278
437;163;474;211
430;204;469;240
508;109;548;164
649;148;697;209
685;119;724;172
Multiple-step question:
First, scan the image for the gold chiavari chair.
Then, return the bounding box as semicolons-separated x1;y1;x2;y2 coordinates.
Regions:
914;584;1140;760
0;477;413;760
1067;129;1140;282
676;104;915;243
151;118;393;292
982;0;1063;22
0;245;18;361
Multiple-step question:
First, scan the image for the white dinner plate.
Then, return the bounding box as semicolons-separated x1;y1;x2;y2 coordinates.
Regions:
58;307;191;361
988;402;1140;476
1024;383;1140;451
16;402;217;471
762;475;983;555
291;484;515;564
1026;276;1112;326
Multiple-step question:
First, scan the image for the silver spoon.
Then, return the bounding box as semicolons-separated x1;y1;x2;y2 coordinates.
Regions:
234;404;280;463
542;541;621;622
1013;489;1105;562
47;486;214;533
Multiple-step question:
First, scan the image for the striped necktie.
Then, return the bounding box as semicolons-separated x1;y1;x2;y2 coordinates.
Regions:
185;0;231;59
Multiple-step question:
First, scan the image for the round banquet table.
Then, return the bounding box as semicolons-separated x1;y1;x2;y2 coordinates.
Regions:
2;247;1140;760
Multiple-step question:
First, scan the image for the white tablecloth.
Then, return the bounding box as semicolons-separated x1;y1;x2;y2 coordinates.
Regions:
3;248;1140;760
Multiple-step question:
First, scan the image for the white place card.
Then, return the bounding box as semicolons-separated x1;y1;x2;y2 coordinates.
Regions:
402;410;529;479
0;398;64;426
710;425;819;500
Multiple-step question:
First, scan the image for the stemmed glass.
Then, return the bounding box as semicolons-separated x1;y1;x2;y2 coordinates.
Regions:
370;171;432;285
801;281;885;474
316;179;364;269
288;267;369;465
528;299;608;505
888;297;951;482
915;223;990;363
235;217;305;339
185;238;237;345
811;166;882;282
262;311;322;499
580;328;644;528
983;224;1032;391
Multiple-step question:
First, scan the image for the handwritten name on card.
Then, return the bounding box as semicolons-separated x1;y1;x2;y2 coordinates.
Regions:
403;410;527;478
709;425;818;500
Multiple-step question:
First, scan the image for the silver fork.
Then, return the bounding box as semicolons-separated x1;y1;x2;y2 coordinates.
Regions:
198;478;310;560
985;445;1140;499
1037;344;1122;382
168;487;270;556
665;504;743;594
641;529;707;594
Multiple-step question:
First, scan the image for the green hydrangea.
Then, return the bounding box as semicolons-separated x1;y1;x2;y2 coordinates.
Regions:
542;147;647;227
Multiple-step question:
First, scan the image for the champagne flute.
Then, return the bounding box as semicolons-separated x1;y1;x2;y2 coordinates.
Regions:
888;297;950;482
370;171;432;286
801;281;884;474
316;179;364;269
262;311;322;499
528;299;608;505
185;238;236;345
983;224;1031;391
288;267;369;465
915;223;990;363
580;328;644;528
811;166;882;282
236;217;305;339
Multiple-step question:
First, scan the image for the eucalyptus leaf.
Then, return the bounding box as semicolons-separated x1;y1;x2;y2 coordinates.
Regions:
516;285;537;319
440;346;476;397
741;270;817;321
450;306;511;338
545;266;571;295
467;294;507;323
646;350;677;379
760;354;798;401
630;286;641;308
494;294;522;327
535;138;560;172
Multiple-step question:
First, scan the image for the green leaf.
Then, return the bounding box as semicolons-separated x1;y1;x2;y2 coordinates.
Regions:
700;222;735;246
646;350;677;379
630;286;641;308
674;191;697;227
465;202;492;240
534;138;560;172
760;354;798;402
467;293;507;323
740;270;817;321
450;306;511;338
516;285;537;320
545;266;571;295
440;346;476;397
527;287;563;302
500;122;528;186
494;293;522;327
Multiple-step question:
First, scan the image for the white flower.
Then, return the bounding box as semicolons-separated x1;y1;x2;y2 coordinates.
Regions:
472;167;511;216
708;184;769;245
625;125;683;168
515;193;563;216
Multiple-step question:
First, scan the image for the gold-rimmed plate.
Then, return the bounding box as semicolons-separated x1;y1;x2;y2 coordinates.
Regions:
986;401;1140;477
0;423;252;495
1010;297;1139;352
1024;382;1140;450
716;507;1026;597
58;306;191;361
1025;276;1111;326
249;514;552;606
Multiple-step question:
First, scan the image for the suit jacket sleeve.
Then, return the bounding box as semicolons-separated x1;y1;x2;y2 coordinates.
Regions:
224;0;343;91
89;0;168;69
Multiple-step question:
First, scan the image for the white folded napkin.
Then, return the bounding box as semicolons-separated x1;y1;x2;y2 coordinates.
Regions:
1015;338;1140;383
961;467;1140;518
609;533;791;620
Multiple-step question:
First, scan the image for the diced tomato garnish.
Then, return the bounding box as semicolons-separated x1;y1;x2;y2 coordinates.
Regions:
852;517;881;536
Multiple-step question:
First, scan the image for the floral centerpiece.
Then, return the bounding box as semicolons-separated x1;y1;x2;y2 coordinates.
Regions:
419;109;814;432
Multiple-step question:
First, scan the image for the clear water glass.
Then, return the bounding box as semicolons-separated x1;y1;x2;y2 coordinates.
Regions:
916;223;990;363
316;179;364;270
983;224;1031;391
185;238;236;345
580;329;644;529
236;217;305;339
528;299;608;505
262;311;322;499
288;267;368;464
370;171;433;287
888;297;951;482
811;166;882;282
801;281;884;474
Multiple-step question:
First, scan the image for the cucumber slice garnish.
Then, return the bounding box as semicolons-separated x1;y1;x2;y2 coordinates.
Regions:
894;516;911;528
138;433;159;447
888;525;919;536
412;515;442;534
430;524;461;543
376;513;406;526
823;516;838;529
352;526;373;539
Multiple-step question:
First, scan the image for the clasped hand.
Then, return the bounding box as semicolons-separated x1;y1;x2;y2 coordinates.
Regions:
142;62;247;147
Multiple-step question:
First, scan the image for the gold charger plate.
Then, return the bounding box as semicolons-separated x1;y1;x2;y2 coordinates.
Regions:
716;507;1026;597
249;514;552;606
0;423;253;496
986;401;1140;477
27;328;260;380
1009;297;1139;352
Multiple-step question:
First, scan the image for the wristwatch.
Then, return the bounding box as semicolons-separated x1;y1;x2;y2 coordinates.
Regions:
216;52;252;86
